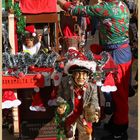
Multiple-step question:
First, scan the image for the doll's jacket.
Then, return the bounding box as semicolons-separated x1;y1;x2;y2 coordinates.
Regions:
57;75;99;117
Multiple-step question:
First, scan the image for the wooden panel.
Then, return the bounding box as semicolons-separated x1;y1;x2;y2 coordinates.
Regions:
25;13;58;23
2;75;45;89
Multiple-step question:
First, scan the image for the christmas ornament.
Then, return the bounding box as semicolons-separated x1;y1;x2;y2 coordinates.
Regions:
29;88;46;112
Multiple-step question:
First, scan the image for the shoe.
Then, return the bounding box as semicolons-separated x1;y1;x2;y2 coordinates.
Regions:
129;86;136;97
101;132;128;140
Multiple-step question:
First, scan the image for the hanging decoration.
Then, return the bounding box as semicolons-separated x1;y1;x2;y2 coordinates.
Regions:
2;50;59;77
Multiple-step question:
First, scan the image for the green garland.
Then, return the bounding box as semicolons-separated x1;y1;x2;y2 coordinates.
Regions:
8;2;26;46
12;3;26;35
55;103;70;140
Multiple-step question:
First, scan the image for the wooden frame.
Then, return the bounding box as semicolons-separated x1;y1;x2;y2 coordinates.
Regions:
24;13;59;52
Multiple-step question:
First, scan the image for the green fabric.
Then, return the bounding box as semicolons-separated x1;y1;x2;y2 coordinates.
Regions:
68;1;130;45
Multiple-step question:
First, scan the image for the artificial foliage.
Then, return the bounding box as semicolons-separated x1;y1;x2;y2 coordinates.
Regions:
2;50;59;77
8;2;26;45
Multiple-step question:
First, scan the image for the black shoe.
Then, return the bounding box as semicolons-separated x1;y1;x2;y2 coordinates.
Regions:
101;132;128;140
129;86;136;97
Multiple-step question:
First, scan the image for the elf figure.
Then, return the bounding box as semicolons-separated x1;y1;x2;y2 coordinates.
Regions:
56;53;100;140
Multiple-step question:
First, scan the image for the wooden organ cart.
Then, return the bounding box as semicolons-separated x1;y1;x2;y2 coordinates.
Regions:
2;0;62;139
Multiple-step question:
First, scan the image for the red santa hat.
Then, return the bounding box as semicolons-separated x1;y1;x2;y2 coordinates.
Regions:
29;87;46;112
99;52;118;72
64;48;97;74
101;73;117;92
25;25;36;37
2;90;21;109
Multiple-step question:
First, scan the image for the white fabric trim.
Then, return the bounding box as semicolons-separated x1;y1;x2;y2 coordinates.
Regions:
101;85;117;92
2;99;21;109
64;59;97;74
29;106;46;112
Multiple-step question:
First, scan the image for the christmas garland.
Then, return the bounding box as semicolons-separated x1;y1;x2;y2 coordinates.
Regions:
55;103;70;140
9;2;26;36
2;50;59;77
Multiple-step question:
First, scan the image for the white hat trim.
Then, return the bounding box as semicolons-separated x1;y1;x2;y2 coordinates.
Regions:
68;47;78;51
29;106;46;112
64;59;97;74
2;99;21;109
101;85;117;92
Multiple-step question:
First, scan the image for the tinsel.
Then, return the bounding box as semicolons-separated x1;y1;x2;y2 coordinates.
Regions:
2;51;59;77
55;103;70;140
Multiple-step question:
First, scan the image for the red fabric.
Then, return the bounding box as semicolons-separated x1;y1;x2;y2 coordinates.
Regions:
2;90;16;102
63;2;72;11
112;60;131;125
102;53;118;71
63;26;77;37
90;44;103;54
104;73;115;86
25;25;35;33
32;92;44;106
19;0;57;14
65;89;84;127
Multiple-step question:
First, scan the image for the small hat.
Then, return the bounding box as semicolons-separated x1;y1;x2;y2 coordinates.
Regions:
29;88;46;112
25;25;36;37
101;73;117;92
2;90;21;109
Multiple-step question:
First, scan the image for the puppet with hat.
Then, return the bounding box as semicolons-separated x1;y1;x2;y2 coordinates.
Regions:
55;49;100;140
22;25;41;56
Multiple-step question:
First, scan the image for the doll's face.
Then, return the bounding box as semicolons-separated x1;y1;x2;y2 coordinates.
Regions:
25;38;34;48
73;71;89;86
57;104;67;115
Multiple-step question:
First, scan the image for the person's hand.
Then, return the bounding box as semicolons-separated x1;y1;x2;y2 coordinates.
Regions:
57;0;67;8
84;125;92;135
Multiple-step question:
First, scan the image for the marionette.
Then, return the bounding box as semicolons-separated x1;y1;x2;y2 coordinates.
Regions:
55;51;100;140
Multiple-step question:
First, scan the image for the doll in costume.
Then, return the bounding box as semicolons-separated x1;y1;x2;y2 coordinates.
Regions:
22;25;41;56
56;51;100;140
